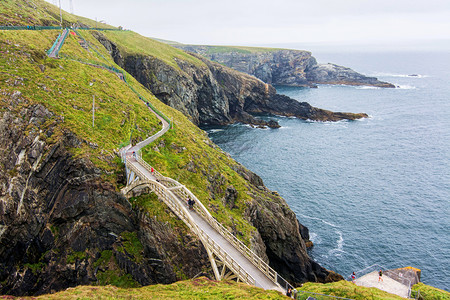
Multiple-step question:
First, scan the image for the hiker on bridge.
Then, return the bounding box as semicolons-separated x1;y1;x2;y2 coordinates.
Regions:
188;198;195;210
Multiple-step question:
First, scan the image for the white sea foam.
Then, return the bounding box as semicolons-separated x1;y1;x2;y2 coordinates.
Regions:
298;213;338;228
208;129;224;133
395;84;417;90
309;232;321;244
370;72;428;78
356;86;381;90
328;230;345;257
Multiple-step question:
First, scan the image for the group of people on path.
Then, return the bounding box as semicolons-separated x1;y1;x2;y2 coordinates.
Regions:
350;269;383;283
286;287;297;298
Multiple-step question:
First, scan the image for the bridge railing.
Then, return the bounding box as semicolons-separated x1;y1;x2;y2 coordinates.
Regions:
46;32;61;55
123;163;257;286
133;154;293;292
0;26;62;30
53;28;69;57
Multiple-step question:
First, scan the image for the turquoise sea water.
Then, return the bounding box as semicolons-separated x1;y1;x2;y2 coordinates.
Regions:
205;51;450;290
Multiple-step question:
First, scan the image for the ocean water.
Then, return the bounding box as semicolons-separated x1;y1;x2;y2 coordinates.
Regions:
205;51;450;291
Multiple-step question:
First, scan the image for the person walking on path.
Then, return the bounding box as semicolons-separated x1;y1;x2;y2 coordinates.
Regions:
151;167;154;175
188;198;195;210
351;272;356;283
378;269;383;282
286;288;292;297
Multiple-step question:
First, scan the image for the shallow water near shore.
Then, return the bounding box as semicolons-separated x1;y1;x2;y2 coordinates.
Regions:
205;51;450;290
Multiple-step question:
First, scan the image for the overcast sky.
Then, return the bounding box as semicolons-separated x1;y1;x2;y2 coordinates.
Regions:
49;0;450;50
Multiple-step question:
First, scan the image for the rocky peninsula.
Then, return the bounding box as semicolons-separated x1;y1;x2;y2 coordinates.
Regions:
175;45;395;88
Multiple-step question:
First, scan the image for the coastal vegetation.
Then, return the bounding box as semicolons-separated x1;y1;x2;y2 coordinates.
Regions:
3;279;448;299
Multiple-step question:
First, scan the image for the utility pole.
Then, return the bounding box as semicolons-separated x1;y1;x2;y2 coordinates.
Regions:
58;0;62;26
92;95;95;128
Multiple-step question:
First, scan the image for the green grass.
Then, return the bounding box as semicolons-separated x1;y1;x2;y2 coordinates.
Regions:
202;45;287;55
102;30;205;70
412;283;450;300
67;251;88;264
0;19;271;246
118;232;144;263
22;277;285;299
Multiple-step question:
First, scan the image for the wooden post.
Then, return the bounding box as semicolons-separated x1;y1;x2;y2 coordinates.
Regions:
58;0;62;26
92;95;95;128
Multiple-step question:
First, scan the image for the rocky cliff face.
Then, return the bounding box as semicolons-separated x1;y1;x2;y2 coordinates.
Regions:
95;33;367;128
175;45;395;88
0;91;210;295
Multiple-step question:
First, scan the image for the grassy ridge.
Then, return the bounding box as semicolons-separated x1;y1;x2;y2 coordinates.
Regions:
9;277;284;299
103;30;204;69
412;283;450;300
202;45;287;54
0;0;115;29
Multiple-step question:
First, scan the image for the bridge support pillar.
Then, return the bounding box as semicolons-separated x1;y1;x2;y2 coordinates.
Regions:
206;247;221;281
127;169;137;185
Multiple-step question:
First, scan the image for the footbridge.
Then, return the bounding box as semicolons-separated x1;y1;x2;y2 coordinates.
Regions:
120;108;293;292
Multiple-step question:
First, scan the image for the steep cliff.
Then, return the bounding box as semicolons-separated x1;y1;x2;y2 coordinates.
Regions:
175;45;395;88
96;32;367;128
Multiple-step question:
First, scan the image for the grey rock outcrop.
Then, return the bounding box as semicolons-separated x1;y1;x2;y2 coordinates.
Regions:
306;62;394;87
175;45;394;88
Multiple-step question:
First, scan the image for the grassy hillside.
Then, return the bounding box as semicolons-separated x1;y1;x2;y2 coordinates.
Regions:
5;277;285;299
103;30;204;69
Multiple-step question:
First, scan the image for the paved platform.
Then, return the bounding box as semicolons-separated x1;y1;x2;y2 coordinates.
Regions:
355;271;410;298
